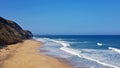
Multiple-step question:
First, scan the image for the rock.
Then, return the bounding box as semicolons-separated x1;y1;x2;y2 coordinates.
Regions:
0;17;33;45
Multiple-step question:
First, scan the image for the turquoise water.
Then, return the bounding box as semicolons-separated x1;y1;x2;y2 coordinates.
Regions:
34;35;120;68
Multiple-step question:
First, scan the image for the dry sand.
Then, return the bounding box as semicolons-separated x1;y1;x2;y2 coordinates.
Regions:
0;40;73;68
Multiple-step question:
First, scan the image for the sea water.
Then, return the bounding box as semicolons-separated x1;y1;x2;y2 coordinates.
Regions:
34;35;120;68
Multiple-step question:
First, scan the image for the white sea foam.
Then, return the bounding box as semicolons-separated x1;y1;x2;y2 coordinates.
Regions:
44;38;82;57
34;37;120;68
33;37;49;43
69;41;89;44
82;54;120;68
60;42;119;68
48;39;70;47
97;43;103;46
51;39;119;68
53;40;119;68
108;47;120;54
60;47;82;57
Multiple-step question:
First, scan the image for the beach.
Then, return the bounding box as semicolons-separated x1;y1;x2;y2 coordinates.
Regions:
0;40;73;68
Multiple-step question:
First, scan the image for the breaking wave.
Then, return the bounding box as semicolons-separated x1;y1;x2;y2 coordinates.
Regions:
108;47;120;54
34;37;120;68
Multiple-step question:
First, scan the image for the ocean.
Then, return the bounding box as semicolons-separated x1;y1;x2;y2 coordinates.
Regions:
34;35;120;68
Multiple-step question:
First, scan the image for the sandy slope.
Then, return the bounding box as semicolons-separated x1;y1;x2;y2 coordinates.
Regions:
0;40;73;68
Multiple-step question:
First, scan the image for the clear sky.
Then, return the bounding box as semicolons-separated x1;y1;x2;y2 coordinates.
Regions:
0;0;120;35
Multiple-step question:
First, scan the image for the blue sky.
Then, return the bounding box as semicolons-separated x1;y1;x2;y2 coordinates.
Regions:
0;0;120;35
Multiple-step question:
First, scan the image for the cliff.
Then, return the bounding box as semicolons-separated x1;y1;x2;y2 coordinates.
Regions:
0;17;33;45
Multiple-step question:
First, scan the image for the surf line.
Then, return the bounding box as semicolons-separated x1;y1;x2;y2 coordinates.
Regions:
39;38;120;68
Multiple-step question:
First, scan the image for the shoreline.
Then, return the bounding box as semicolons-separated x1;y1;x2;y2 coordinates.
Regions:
0;40;73;68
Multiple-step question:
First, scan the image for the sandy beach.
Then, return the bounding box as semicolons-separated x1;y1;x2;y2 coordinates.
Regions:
0;40;73;68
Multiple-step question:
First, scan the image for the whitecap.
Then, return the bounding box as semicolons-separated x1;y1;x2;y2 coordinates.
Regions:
108;47;120;54
97;43;103;46
34;37;120;68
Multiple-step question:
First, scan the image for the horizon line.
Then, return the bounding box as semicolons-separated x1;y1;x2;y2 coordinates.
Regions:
34;34;120;36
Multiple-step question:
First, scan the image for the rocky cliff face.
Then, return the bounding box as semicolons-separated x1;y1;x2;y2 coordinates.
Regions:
0;17;33;45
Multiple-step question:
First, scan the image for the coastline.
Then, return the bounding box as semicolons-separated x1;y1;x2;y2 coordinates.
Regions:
0;40;73;68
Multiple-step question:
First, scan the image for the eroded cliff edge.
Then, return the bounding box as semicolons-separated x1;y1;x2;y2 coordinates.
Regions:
0;17;33;45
